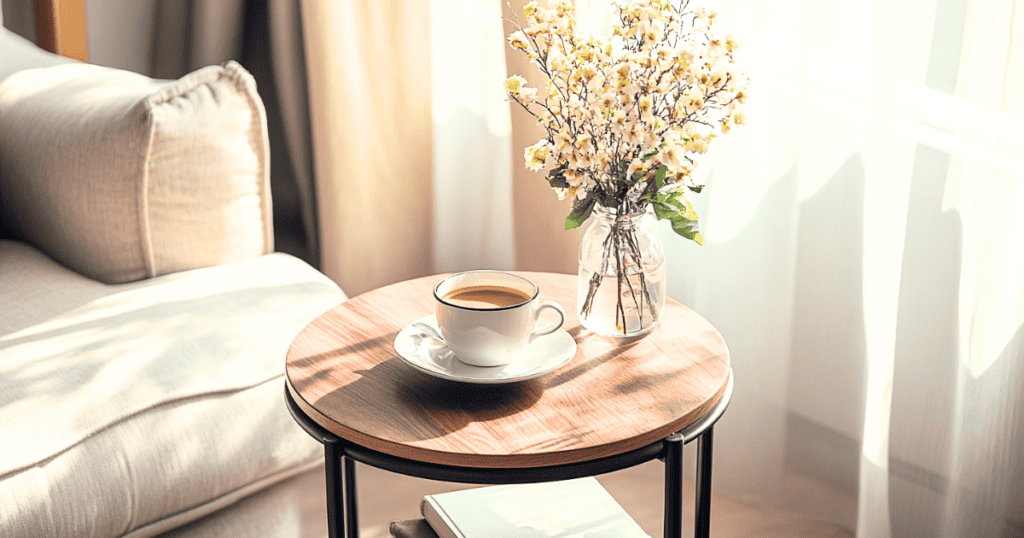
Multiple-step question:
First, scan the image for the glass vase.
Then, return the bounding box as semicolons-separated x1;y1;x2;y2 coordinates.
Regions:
577;205;666;338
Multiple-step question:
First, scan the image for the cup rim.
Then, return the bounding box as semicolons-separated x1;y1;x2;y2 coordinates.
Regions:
434;270;539;312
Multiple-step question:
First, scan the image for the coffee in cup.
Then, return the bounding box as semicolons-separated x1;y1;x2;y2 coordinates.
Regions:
442;285;532;308
433;271;565;367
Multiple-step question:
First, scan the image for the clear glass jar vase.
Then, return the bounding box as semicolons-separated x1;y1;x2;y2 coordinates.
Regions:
577;205;666;338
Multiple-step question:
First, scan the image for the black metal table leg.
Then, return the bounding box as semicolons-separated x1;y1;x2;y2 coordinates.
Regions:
344;454;359;538
663;432;684;538
325;440;345;538
694;426;715;538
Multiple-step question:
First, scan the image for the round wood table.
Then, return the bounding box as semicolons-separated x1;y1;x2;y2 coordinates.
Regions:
285;272;732;538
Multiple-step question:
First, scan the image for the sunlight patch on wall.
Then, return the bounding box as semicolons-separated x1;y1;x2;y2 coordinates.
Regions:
917;89;1023;174
928;84;1024;378
430;0;511;138
698;75;799;244
947;173;1024;378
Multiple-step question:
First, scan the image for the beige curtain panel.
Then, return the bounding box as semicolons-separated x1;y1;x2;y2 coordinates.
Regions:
300;0;433;295
298;0;578;294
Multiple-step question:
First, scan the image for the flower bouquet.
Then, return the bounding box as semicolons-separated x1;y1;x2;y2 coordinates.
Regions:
505;0;748;337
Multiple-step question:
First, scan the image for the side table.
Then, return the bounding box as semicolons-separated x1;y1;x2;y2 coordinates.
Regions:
285;272;732;538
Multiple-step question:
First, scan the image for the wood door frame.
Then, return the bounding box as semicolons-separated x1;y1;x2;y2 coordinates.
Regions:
33;0;88;62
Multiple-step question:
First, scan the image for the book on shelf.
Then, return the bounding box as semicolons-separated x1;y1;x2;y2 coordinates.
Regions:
414;477;651;538
390;518;440;538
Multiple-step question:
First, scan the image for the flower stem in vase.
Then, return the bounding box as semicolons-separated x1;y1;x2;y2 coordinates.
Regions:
579;211;663;337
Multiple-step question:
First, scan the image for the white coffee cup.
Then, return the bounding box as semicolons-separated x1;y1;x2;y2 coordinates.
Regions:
433;270;565;367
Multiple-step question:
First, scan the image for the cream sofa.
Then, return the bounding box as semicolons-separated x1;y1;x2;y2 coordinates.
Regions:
0;19;346;538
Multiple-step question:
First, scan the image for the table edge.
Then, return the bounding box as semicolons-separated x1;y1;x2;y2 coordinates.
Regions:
285;368;731;469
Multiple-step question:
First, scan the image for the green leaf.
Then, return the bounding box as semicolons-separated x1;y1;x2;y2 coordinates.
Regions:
565;193;596;230
670;216;703;245
681;200;699;220
654;165;668;190
652;201;676;219
665;196;685;211
668;202;702;245
547;167;569;190
688;184;704;193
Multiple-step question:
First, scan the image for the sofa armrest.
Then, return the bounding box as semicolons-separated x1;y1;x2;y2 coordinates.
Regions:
0;41;272;284
0;27;74;83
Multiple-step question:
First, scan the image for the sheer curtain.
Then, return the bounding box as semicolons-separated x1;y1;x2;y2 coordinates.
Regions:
608;0;1021;535
299;0;1023;534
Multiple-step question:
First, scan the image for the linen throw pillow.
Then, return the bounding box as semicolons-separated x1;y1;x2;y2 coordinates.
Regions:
0;60;272;284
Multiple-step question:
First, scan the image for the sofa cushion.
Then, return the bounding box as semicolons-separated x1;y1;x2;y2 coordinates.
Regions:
0;240;345;538
0;27;71;242
0;57;272;284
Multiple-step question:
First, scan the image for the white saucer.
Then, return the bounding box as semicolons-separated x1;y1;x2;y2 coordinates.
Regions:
393;314;576;384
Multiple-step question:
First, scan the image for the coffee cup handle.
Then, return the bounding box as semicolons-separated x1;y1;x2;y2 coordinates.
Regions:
529;301;565;343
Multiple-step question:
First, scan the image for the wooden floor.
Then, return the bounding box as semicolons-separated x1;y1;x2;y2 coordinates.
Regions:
159;460;856;538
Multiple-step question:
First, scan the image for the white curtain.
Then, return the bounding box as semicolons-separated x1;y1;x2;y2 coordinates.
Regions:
430;0;515;274
429;0;1024;535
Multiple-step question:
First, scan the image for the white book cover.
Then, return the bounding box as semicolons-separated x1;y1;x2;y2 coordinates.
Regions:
420;477;651;538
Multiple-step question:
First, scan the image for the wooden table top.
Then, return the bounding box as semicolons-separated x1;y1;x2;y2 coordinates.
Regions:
285;272;731;469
